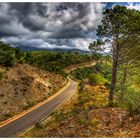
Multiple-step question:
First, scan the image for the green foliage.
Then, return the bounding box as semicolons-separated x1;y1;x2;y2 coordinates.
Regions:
89;39;105;54
0;52;16;66
14;47;26;63
90;5;140;104
91;53;102;60
95;62;112;80
34;121;45;129
3;112;14;119
87;118;99;127
97;5;140;40
70;67;95;80
70;62;111;87
0;42;26;66
119;88;140;115
88;73;107;85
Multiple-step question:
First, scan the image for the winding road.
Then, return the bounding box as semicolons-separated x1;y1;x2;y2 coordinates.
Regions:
0;79;77;137
0;62;96;137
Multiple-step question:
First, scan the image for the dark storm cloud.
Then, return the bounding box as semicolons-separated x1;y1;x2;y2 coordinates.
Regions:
48;29;86;39
0;2;103;50
22;16;46;31
9;3;33;17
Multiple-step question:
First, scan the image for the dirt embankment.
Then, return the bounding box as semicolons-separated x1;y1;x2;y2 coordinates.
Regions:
0;63;67;122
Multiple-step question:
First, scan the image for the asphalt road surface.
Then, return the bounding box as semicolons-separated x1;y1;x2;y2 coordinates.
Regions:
0;79;77;137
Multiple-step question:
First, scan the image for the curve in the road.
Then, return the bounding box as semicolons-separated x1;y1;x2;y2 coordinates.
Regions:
0;79;77;137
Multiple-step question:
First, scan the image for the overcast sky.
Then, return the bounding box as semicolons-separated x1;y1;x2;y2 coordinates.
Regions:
0;2;140;51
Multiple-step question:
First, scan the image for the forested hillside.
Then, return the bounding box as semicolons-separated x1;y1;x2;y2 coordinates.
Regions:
25;50;94;77
0;41;95;77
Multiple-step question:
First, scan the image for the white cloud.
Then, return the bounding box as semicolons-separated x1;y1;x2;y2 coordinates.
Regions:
127;2;140;10
3;36;94;51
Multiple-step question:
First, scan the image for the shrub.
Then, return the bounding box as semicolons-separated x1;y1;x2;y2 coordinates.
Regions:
70;66;96;80
35;121;44;129
88;118;99;127
22;101;35;110
77;117;88;125
95;62;112;81
0;70;4;80
88;73;106;85
119;88;140;115
3;112;14;119
0;51;16;66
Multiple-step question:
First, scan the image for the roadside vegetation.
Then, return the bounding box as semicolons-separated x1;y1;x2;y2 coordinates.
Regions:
70;59;111;81
0;42;26;66
0;69;4;81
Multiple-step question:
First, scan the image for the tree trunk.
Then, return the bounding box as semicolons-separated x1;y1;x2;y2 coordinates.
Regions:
108;46;119;105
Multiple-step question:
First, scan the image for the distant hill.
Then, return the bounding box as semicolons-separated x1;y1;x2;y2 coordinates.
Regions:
16;46;91;54
47;48;91;54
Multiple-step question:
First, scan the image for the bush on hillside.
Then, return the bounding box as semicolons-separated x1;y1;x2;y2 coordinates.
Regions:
0;70;4;80
119;87;140;115
88;73;107;85
70;67;94;80
95;62;112;81
0;51;16;66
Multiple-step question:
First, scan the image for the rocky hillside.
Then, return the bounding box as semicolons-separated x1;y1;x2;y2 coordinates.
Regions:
0;63;67;122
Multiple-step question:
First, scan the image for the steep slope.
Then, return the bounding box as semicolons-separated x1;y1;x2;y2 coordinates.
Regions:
0;64;67;122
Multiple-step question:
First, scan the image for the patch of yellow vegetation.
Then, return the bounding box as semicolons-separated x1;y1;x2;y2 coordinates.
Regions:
81;84;108;109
